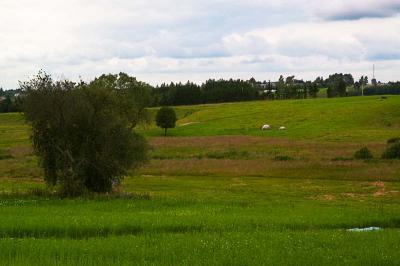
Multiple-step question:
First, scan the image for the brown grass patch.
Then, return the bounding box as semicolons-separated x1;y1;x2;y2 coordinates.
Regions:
314;194;336;201
229;177;247;187
8;146;33;158
149;136;386;160
140;158;400;182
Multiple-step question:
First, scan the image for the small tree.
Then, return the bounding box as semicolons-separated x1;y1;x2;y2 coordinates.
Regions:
156;106;177;136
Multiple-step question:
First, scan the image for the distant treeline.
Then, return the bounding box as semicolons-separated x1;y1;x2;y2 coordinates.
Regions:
1;73;400;112
364;82;400;96
151;77;320;106
0;89;22;112
152;79;260;106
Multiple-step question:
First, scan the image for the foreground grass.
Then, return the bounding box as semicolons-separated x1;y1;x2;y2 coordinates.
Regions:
0;193;399;265
2;230;399;265
0;96;400;265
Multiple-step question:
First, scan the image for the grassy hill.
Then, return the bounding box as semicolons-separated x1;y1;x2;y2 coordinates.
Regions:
143;95;400;141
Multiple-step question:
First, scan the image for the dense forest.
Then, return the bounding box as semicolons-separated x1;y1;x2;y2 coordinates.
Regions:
1;73;399;112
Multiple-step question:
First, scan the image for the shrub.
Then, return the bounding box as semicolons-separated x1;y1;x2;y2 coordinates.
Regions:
274;155;293;161
387;137;400;144
382;142;400;159
354;147;373;160
0;149;12;160
205;149;250;159
331;157;353;162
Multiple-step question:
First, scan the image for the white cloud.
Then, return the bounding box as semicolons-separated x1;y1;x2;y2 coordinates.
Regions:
0;0;399;89
222;16;400;61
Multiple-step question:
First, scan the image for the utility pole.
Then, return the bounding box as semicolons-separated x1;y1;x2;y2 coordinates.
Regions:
361;81;364;96
373;64;375;80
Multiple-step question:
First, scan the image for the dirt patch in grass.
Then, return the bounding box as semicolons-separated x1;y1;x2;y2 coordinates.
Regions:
229;177;247;187
8;146;33;158
180;122;200;127
313;194;336;201
370;181;386;197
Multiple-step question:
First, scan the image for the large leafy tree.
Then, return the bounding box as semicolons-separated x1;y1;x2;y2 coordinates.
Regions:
21;72;150;195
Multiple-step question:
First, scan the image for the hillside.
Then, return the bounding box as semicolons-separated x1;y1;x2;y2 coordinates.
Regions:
143;95;400;141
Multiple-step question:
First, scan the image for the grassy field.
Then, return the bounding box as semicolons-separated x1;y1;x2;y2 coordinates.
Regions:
0;96;400;265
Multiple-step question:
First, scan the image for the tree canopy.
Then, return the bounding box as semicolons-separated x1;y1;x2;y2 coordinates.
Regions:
21;72;150;195
156;106;177;136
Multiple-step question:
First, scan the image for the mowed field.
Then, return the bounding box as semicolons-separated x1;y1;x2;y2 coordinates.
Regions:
0;96;400;265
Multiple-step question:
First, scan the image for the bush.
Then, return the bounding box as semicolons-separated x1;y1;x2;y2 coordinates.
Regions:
354;147;373;160
387;137;400;144
205;149;250;159
382;142;400;159
331;156;353;162
0;149;12;160
274;155;293;161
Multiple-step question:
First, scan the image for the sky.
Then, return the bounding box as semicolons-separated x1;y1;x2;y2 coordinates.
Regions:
1;0;399;89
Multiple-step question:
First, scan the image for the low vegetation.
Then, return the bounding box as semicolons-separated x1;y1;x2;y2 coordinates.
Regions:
382;142;400;159
354;147;373;160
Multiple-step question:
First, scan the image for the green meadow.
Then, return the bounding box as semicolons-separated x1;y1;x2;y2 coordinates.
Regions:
1;95;400;265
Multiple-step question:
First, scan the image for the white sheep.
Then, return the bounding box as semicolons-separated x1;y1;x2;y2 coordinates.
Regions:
261;124;271;130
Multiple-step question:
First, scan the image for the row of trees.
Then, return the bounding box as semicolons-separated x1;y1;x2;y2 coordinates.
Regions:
152;79;260;106
151;77;321;106
264;75;319;100
364;82;400;96
2;73;400;113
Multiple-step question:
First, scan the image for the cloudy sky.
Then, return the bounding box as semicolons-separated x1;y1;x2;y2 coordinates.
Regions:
1;0;399;89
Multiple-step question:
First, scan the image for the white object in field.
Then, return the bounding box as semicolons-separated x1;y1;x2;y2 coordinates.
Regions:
347;227;381;232
261;124;271;130
279;126;286;130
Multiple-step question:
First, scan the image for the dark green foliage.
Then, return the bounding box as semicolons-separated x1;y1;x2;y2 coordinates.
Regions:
153;82;203;106
0;89;22;113
327;74;348;98
364;82;400;96
205;149;250;159
306;81;319;98
325;73;354;87
387;137;400;144
156;106;177;136
0;149;12;160
21;72;149;195
202;79;260;103
354;147;373;160
152;79;260;106
274;155;294;161
331;157;353;162
382;142;400;159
